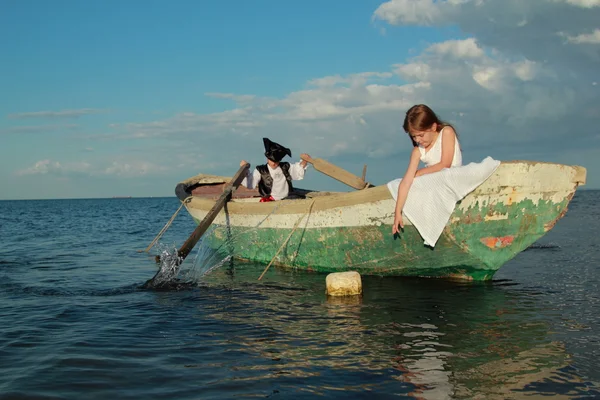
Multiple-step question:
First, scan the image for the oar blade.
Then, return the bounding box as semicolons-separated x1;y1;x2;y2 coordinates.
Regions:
301;155;367;190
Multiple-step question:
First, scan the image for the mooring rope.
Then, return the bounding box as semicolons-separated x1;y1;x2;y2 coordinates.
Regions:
140;196;193;253
258;199;316;281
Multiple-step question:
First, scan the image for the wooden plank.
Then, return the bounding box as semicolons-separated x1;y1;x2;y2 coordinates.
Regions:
301;154;368;190
176;163;250;261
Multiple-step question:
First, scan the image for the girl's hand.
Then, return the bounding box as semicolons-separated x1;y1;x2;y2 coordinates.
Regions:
240;160;249;167
392;212;404;234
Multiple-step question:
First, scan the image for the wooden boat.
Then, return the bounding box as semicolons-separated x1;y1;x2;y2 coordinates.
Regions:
174;160;586;281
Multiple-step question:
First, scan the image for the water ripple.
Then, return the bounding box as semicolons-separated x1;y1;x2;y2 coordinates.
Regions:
0;193;599;398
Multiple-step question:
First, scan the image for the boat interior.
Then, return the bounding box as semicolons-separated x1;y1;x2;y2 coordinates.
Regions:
175;175;345;203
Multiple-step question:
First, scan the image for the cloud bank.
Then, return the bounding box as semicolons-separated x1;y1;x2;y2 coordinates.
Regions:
8;0;600;192
8;109;107;119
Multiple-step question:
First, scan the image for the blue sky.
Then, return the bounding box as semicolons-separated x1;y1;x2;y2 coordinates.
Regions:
1;0;598;200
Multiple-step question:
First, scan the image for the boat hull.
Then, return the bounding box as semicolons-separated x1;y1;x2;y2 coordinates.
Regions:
181;161;586;281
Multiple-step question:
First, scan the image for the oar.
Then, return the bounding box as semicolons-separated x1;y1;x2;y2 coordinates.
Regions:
300;154;370;190
154;163;250;264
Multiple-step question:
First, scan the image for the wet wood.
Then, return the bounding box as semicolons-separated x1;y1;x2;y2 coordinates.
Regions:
191;183;259;199
300;154;368;190
176;163;250;262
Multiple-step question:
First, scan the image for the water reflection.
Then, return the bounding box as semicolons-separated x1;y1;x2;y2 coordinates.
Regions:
453;341;570;399
149;262;597;399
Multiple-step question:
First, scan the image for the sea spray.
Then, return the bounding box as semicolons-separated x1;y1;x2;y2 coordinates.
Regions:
142;243;183;289
143;227;232;289
143;203;283;289
180;225;233;281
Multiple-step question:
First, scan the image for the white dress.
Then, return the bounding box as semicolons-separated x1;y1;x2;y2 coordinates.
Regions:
387;126;500;247
418;126;462;168
242;162;308;200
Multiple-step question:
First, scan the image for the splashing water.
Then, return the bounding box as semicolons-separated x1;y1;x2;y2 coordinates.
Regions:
144;228;233;289
144;202;283;289
143;243;183;289
180;225;233;282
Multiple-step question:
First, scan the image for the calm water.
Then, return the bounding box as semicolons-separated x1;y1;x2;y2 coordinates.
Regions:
1;191;599;399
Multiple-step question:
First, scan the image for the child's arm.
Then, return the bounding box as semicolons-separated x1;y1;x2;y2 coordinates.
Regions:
415;126;458;177
393;147;421;234
289;153;310;180
239;160;261;188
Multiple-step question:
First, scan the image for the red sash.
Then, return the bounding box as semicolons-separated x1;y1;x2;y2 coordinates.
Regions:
259;195;275;202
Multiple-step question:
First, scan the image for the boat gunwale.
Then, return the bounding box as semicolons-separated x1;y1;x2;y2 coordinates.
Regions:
183;160;586;216
186;184;392;215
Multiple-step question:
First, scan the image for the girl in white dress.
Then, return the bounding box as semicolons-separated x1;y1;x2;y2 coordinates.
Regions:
392;104;463;234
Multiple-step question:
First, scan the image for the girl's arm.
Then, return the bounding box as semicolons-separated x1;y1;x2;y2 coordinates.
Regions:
415;126;457;177
393;147;421;234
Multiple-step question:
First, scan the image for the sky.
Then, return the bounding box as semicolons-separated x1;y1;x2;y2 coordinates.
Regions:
1;0;598;200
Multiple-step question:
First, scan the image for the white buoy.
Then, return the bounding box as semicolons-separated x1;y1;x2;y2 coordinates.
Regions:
325;271;362;296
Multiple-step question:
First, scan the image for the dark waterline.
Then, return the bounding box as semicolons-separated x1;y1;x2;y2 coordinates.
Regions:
1;192;599;399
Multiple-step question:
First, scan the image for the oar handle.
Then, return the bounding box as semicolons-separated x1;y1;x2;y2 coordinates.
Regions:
299;154;369;190
176;163;250;262
300;154;314;164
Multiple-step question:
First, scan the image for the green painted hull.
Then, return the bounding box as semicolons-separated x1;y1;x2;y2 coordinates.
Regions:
181;161;586;281
195;196;567;281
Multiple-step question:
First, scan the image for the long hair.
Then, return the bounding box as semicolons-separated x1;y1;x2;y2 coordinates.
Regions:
402;104;458;147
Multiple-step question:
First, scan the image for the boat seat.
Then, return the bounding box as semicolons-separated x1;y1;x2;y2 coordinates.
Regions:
305;191;340;198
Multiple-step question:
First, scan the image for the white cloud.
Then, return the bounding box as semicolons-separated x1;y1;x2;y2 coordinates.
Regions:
394;39;544;94
372;0;445;25
373;0;600;71
41;0;596;188
308;72;394;87
428;38;485;59
0;124;78;134
204;93;256;103
7;109;106;119
16;159;168;179
472;66;503;91
369;0;598;157
394;63;432;81
103;161;168;177
562;29;600;44
16;160;92;176
104;73;420;162
98;25;591;172
556;0;600;8
512;60;538;81
101;38;574;169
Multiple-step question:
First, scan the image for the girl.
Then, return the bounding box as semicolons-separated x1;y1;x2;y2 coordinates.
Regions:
392;104;462;234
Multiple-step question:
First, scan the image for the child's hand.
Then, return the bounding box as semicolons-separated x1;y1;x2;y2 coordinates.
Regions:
300;153;310;168
240;160;250;167
392;212;404;234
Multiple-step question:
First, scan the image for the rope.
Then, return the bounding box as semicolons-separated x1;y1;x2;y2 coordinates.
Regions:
139;196;193;253
258;199;316;281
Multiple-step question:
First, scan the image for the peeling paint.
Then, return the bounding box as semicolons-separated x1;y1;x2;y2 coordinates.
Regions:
480;236;515;249
184;161;583;281
484;212;509;221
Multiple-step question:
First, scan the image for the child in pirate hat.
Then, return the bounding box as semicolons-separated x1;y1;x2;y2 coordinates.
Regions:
240;138;310;201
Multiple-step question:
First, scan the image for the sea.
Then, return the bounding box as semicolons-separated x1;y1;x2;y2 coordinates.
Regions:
1;190;599;399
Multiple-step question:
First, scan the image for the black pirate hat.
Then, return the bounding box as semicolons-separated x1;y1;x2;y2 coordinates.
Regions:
263;138;292;162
